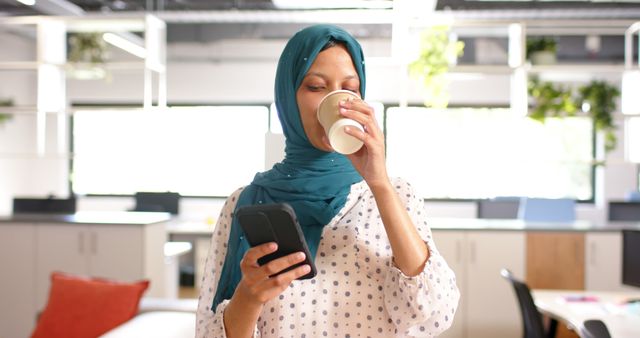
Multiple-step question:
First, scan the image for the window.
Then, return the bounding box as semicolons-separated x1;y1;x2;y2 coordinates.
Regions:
386;107;594;200
72;106;269;196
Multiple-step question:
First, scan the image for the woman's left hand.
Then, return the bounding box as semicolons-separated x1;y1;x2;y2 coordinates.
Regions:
332;98;389;189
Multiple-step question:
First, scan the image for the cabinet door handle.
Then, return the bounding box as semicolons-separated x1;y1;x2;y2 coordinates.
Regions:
78;232;85;254
90;232;97;255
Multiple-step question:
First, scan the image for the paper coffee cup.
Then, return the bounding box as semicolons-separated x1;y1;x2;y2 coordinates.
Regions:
317;90;364;155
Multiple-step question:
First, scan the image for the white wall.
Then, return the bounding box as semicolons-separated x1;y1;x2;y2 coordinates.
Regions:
0;32;637;221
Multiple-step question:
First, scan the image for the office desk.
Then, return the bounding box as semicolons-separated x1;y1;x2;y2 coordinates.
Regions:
533;290;640;338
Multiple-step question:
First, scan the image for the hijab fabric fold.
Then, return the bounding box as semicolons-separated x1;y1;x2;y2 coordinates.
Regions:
212;24;366;311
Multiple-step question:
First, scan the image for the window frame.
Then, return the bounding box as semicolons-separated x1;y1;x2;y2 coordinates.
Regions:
69;102;274;199
68;102;598;203
383;104;598;203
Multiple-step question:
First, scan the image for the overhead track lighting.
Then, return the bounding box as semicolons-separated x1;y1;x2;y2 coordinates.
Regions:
272;0;393;9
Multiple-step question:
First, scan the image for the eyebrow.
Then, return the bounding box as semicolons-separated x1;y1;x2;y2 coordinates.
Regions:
305;72;358;81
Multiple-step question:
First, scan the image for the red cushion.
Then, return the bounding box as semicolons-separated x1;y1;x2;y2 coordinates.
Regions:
31;271;150;338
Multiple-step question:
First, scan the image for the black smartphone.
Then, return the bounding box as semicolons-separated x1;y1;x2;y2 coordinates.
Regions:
235;202;317;280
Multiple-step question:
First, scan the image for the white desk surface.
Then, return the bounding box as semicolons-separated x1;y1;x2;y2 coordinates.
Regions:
533;290;640;338
166;218;640;235
167;221;215;236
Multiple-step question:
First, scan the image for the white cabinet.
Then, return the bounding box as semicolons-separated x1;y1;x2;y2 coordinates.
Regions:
0;224;37;338
0;213;169;338
433;230;525;338
195;237;211;291
585;232;628;291
432;230;466;338
34;223;165;311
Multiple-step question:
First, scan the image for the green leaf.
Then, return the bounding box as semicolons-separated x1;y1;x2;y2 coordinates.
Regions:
409;26;465;108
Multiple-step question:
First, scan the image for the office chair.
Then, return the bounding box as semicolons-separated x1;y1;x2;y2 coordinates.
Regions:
581;319;611;338
518;197;576;223
501;268;557;338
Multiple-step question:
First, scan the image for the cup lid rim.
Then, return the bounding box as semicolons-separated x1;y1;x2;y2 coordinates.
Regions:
317;90;361;121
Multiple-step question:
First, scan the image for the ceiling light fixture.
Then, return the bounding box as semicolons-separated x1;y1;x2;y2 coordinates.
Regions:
272;0;393;9
16;0;36;6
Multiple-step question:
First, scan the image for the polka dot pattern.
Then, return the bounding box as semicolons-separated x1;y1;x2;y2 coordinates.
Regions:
196;178;460;337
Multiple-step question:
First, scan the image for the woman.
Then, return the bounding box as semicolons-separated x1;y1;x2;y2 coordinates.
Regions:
196;24;459;337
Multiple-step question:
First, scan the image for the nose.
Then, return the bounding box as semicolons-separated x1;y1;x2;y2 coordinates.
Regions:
327;83;342;93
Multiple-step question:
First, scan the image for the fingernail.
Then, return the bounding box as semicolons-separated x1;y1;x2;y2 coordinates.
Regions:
302;265;311;273
344;126;351;133
269;243;278;250
297;252;306;260
339;107;346;114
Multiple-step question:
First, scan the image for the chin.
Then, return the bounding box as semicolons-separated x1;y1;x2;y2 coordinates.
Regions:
312;139;333;153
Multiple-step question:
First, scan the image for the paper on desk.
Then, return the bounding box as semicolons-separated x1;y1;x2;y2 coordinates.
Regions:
623;303;640;316
567;303;608;316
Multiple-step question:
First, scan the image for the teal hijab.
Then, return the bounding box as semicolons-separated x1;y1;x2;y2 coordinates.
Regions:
212;24;366;311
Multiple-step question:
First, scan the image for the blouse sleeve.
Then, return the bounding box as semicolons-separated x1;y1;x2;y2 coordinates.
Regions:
383;178;460;337
195;187;261;338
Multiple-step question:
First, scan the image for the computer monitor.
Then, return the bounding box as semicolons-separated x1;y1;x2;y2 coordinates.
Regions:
477;198;520;219
608;201;640;221
133;192;180;215
622;230;640;288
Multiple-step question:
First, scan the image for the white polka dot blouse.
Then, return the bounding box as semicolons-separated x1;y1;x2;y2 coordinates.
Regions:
196;178;460;337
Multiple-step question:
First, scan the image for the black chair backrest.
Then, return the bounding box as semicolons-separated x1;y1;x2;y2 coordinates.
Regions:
133;192;180;215
501;268;546;338
608;201;640;221
581;319;611;338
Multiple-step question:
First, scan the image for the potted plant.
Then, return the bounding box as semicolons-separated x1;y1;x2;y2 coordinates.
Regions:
409;25;465;108
526;37;557;65
67;32;108;80
0;98;14;126
528;77;620;153
527;77;577;122
578;80;620;153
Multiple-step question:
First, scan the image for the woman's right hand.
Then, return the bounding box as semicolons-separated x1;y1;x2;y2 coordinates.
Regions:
224;242;310;337
235;242;310;306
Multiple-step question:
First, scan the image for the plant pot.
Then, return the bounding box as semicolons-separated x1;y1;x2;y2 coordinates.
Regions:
530;51;557;65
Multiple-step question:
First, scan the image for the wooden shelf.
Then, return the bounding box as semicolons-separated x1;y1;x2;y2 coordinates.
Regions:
67;61;145;70
527;63;625;74
0;61;147;71
451;63;625;74
0;61;39;70
0;107;71;115
451;64;513;74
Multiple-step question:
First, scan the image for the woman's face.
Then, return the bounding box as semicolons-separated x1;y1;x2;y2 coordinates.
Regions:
296;44;361;152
